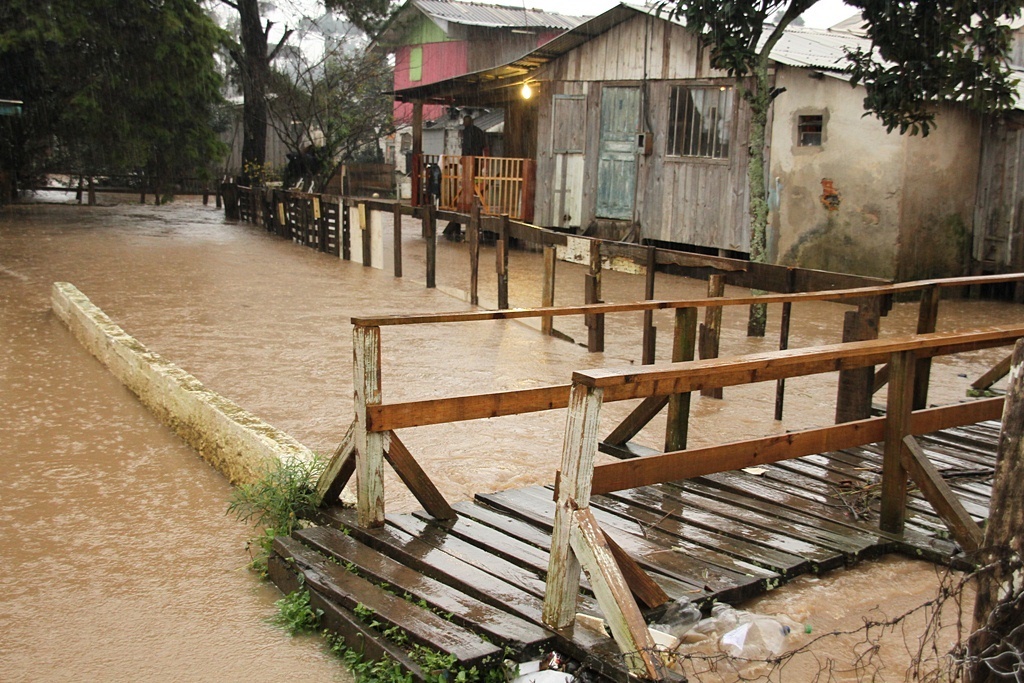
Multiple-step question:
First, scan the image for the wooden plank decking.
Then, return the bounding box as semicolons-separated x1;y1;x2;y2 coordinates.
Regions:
268;421;1001;682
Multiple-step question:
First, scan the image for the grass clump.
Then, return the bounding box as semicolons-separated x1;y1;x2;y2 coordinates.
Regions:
227;455;325;571
273;588;323;635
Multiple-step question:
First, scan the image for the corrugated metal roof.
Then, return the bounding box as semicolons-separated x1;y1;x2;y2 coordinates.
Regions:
414;0;585;30
767;25;868;74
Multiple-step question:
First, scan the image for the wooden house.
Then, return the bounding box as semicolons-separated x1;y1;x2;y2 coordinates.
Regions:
394;3;1024;282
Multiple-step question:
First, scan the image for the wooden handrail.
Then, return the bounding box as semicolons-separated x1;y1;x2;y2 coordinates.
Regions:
351;272;1024;328
366;325;1024;432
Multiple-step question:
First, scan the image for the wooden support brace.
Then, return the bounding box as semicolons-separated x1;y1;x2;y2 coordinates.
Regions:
384;431;456;521
971;352;1012;391
900;435;983;553
603;531;670;609
569;508;663;680
873;363;891;393
774;301;792;421
425;204;436;289
604;395;670;447
642;246;657;365
315;420;357;506
585;241;604;353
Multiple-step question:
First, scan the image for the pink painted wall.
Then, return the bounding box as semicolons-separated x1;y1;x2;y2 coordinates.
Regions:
394;41;469;90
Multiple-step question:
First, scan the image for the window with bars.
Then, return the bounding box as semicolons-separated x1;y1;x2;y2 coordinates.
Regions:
667;85;734;159
798;114;824;146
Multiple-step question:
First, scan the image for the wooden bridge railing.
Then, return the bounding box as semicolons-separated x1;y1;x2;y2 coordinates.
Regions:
542;324;1024;677
315;273;1024;533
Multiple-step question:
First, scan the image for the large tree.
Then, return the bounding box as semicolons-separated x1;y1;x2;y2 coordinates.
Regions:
661;0;1023;335
219;0;391;181
0;0;226;195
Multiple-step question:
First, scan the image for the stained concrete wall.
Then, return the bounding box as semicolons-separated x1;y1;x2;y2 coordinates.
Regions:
51;282;315;485
768;69;905;279
768;67;979;280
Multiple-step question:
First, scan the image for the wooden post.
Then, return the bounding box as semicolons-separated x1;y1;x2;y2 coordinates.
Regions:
914;284;940;409
543;381;604;629
87;176;96;206
202;186;209;206
497;214;510;309
541;246;556;335
425;204;436;289
585;241;604;353
469;200;481;306
215;185;222;209
665;306;698;451
393;203;403;277
411;102;424;207
458;155;474;214
699;275;725;399
880;349;915;534
342;199;351;261
520;159;536;223
774;301;793;421
835;296;881;423
968;339;1024;683
353;325;386;528
361;203;372;268
642;246;657;365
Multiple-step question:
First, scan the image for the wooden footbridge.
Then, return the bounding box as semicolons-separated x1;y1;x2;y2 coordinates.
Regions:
268;273;1023;683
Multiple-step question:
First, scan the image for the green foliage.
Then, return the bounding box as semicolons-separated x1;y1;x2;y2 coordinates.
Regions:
227;456;325;567
273;588;324;635
846;0;1023;135
0;0;228;190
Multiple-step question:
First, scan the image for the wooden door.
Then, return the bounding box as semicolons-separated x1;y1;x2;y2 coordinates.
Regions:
551;94;586;229
596;86;640;220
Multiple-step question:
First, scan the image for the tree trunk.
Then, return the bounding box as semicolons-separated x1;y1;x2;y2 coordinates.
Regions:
745;63;771;337
237;0;269;181
967;338;1024;682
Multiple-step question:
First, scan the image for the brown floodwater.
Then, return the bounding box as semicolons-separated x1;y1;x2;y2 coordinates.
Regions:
1;192;1018;681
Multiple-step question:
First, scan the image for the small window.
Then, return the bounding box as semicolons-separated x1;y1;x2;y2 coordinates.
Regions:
798;115;824;146
667;85;734;159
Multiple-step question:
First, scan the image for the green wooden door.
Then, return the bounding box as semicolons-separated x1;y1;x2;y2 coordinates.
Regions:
596;86;640;220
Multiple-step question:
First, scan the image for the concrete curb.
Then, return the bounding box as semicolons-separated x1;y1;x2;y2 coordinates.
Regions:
51;282;316;485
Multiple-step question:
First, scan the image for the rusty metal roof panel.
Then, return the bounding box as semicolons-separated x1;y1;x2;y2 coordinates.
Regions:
413;0;586;29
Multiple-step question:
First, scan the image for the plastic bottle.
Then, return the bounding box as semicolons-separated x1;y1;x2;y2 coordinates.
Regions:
650;597;703;637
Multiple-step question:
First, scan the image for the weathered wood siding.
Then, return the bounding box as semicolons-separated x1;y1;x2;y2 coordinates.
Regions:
533;13;751;251
973;117;1024;273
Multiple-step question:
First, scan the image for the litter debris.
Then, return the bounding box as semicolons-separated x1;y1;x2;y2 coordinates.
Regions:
742;467;769;476
508;651;578;683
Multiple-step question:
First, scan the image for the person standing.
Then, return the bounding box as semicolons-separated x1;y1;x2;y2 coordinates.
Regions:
461;116;487;157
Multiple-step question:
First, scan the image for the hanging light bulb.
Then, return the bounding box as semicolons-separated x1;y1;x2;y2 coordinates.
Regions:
521;82;533;99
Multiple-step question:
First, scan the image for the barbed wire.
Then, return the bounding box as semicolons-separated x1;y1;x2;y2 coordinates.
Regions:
613;550;1023;683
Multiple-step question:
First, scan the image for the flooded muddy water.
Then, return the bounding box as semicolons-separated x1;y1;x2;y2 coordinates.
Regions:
1;194;1018;681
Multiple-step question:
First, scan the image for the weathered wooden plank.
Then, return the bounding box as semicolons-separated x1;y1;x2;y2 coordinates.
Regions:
393;203;403;278
315;420;356;507
267;553;427;683
296;525;555;654
541;246;556;336
544;382;604;629
913;285;940;410
642;246;657;366
575;326;1024;392
273;536;501;666
594;488;815;576
354;325;386;527
384;432;455;520
319;507;551;624
569;508;662;680
602;531;671;609
835;298;880;423
901;436;984;553
971;352;1013;391
775;300;792;420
